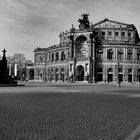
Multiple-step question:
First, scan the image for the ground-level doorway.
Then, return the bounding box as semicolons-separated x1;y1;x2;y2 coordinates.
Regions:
107;68;113;82
29;69;34;80
75;65;84;81
119;74;123;82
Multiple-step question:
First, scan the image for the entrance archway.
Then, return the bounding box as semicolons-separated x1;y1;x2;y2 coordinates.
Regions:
75;65;84;81
118;67;123;82
29;69;34;80
128;68;132;82
97;68;103;82
107;68;113;82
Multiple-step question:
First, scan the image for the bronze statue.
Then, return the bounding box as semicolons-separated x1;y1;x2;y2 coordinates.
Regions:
78;14;90;30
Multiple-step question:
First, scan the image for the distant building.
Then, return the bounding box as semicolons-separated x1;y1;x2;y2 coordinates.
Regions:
26;14;140;83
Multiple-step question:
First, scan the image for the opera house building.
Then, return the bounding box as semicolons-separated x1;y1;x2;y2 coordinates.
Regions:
26;14;140;84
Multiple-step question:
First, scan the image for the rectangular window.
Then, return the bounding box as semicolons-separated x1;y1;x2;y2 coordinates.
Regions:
102;31;105;36
108;31;112;36
128;32;132;37
115;32;119;36
122;32;125;36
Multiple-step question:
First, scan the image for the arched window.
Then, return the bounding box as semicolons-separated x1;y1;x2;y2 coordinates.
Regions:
128;68;132;73
108;68;113;82
118;49;123;60
127;50;133;60
137;50;140;60
97;68;103;72
55;52;59;61
52;53;54;61
108;68;113;73
97;49;103;60
119;67;123;72
40;56;43;63
97;68;103;82
61;51;65;60
107;49;113;60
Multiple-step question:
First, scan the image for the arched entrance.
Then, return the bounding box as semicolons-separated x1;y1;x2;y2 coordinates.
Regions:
75;65;84;81
29;69;34;80
128;68;132;82
97;68;103;82
118;67;123;82
107;68;113;82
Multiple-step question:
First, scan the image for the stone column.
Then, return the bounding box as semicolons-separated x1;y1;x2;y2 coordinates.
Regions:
113;65;117;82
126;29;129;42
132;66;137;83
104;47;107;60
124;47;126;59
103;65;107;83
14;63;17;77
54;52;56;61
103;48;106;60
113;26;115;41
114;47;116;60
126;48;128;60
133;48;136;60
124;65;128;82
9;63;12;76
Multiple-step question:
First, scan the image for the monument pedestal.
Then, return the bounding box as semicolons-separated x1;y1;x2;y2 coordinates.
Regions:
0;49;24;86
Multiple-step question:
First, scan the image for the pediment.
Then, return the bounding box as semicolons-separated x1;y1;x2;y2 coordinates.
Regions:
92;19;129;28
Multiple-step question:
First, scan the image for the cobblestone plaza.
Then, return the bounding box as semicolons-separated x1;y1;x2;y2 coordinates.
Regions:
0;82;140;139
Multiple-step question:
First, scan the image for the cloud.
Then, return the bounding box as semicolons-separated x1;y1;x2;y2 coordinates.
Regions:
0;0;140;60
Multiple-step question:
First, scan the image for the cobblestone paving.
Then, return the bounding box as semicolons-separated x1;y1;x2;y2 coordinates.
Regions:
0;84;140;139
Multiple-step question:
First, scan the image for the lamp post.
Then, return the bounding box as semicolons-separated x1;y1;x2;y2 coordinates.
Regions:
117;62;121;87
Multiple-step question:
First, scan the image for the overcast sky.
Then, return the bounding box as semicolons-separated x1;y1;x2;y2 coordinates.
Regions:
0;0;140;61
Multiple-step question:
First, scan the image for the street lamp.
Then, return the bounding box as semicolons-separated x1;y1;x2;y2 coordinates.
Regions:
117;62;121;87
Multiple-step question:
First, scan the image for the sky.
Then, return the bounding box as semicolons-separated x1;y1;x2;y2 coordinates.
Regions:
0;0;140;61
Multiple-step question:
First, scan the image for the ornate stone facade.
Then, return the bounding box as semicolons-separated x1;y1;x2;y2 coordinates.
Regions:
26;15;140;83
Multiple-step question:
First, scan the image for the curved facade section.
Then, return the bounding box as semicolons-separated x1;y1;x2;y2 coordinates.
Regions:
26;15;140;83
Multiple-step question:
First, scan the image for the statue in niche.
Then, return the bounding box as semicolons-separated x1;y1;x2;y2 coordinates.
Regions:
78;14;90;30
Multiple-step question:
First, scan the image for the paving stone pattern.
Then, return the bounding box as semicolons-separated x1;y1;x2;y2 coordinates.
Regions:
0;90;140;139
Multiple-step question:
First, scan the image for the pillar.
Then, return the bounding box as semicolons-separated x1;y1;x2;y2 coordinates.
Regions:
9;63;12;76
124;65;128;82
103;65;107;83
14;63;17;77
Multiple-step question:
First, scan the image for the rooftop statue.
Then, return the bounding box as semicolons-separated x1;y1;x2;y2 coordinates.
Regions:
78;14;90;30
